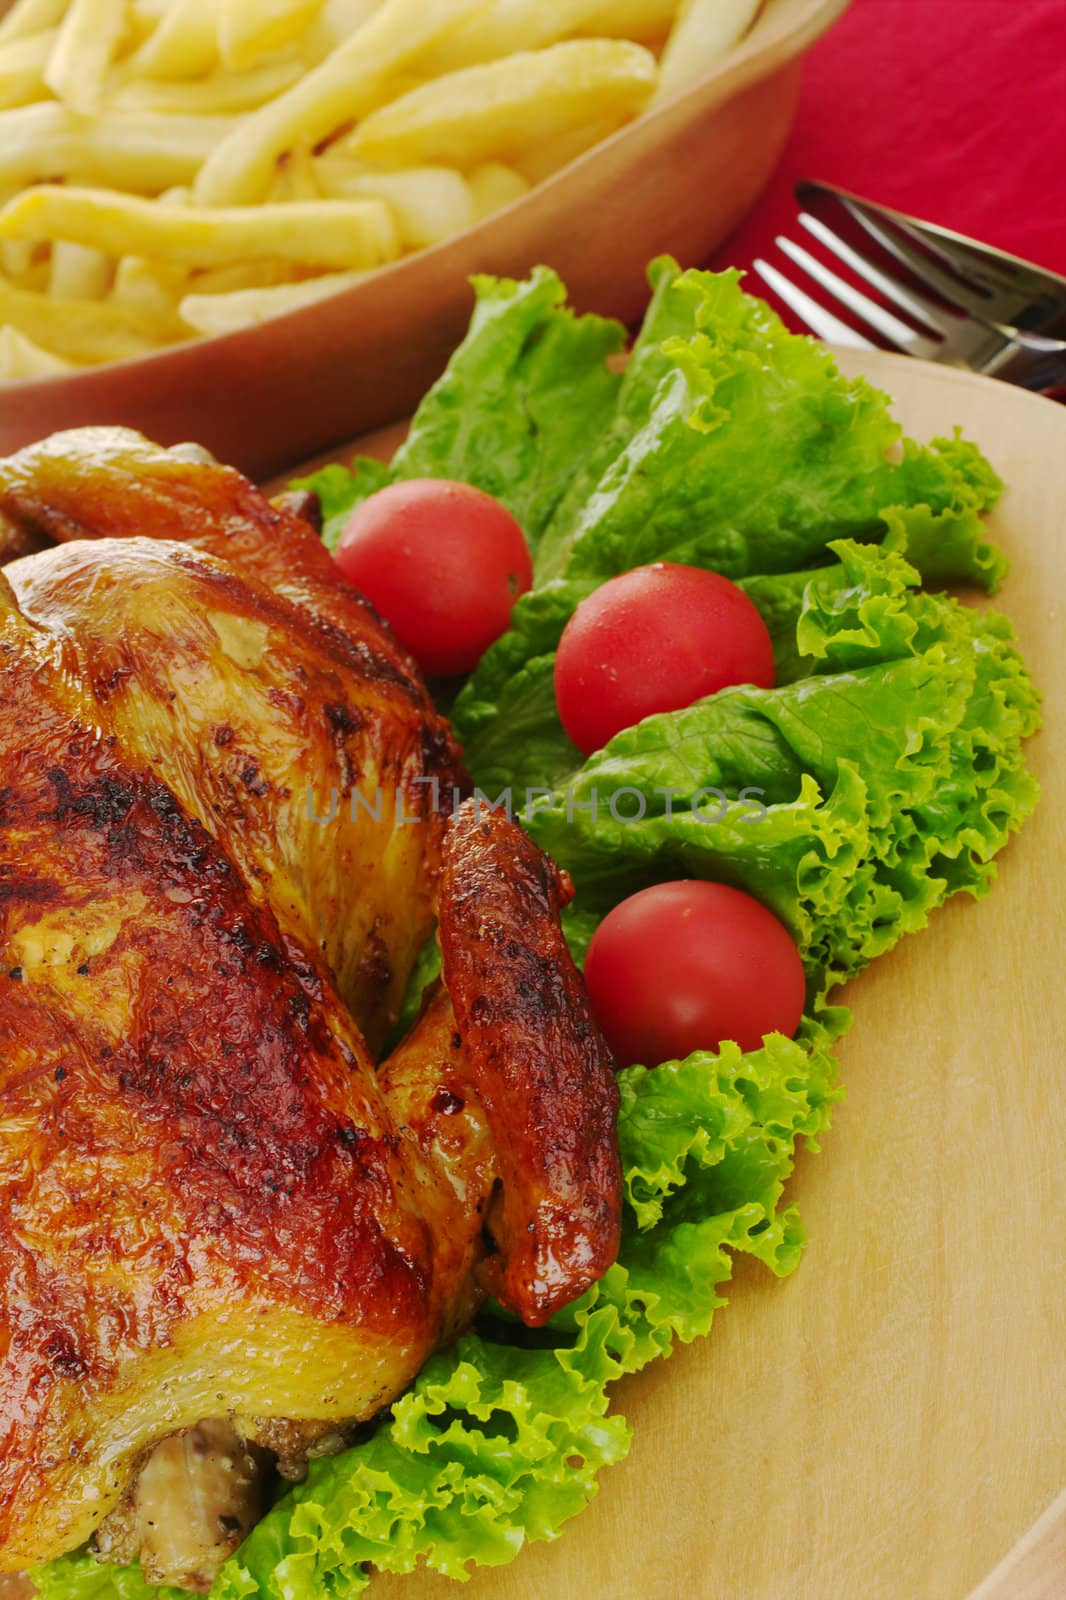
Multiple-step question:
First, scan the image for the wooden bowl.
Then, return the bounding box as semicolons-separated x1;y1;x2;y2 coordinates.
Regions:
0;0;849;478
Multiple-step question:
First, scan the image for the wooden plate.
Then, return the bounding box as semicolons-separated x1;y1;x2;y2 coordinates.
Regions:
332;353;1064;1600
0;0;849;478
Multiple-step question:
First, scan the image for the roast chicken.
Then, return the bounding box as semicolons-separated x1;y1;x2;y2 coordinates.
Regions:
0;430;621;1588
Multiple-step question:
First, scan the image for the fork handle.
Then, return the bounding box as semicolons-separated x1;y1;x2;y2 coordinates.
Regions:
989;341;1066;398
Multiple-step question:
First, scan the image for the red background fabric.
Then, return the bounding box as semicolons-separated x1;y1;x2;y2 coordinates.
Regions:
709;0;1066;319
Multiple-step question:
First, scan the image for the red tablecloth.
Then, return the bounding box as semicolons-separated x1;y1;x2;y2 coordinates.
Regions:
710;0;1066;318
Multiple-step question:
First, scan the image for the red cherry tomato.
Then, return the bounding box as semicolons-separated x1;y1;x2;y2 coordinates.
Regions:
334;479;533;677
554;563;775;755
584;880;805;1067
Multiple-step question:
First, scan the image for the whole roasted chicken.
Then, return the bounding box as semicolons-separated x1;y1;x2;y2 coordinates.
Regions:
0;431;621;1589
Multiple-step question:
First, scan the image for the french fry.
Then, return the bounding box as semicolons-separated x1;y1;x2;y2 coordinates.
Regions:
0;186;402;272
0;0;66;48
358;72;427;114
110;253;192;336
267;140;320;203
301;0;384;61
0;237;38;282
128;0;219;81
417;0;609;73
48;239;114;300
44;0;129;115
349;40;657;167
108;59;305;116
0;322;75;378
0;273;173;363
193;0;493;206
467;160;528;222
17;262;50;293
314;155;473;247
178;270;367;335
651;0;761;104
576;0;681;41
0;104;238;193
218;0;324;73
0;28;55;111
131;0;170;21
514;115;625;185
186;260;303;293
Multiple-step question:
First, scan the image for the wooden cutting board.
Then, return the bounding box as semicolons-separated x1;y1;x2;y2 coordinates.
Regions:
324;352;1064;1600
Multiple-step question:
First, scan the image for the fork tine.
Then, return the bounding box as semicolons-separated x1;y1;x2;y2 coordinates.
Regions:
774;236;941;358
809;186;997;318
751;258;877;349
796;211;960;336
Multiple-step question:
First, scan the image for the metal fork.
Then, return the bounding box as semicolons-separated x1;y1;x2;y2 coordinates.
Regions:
752;180;1066;395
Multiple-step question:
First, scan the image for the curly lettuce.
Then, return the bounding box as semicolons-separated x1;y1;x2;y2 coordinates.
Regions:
529;542;1038;1001
297;260;1005;588
31;1561;185;1600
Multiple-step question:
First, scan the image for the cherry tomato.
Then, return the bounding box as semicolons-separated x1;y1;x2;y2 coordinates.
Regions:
334;479;533;677
554;563;775;755
584;880;805;1066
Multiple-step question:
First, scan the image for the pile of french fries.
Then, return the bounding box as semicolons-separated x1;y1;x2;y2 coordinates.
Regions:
0;0;762;379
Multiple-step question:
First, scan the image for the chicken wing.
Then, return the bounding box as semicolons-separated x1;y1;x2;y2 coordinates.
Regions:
438;802;621;1322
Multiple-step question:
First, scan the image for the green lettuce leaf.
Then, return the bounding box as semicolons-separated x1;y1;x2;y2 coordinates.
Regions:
30;1558;185;1600
390;269;625;552
532;255;714;575
295;261;1007;594
450;578;592;793
296;268;627;559
535;263;1007;588
528;542;1039;1001
291;457;391;554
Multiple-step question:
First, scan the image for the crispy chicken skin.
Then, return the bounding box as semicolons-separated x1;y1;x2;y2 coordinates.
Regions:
0;430;621;1580
0;428;461;1053
7;535;448;1054
439;805;621;1321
